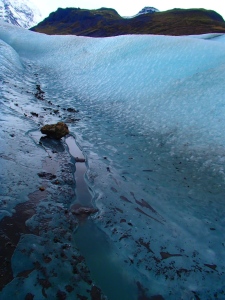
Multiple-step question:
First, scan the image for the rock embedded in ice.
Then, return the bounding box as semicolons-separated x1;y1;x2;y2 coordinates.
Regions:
75;157;85;162
37;172;56;180
72;206;98;216
67;107;78;113
40;122;69;139
34;84;44;100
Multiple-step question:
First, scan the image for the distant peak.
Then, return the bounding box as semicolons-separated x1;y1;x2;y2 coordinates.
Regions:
0;0;42;28
136;6;159;16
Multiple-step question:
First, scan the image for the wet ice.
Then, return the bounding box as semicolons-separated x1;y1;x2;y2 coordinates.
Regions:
1;20;225;299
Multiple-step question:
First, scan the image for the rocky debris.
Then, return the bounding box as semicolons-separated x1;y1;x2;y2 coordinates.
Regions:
31;112;39;117
65;285;74;293
204;264;217;271
35;84;45;100
72;207;98;216
38;172;57;180
36;84;43;92
75;157;85;163
53;180;60;185
41;122;69;139
67;107;78;113
56;290;67;299
90;286;102;300
160;252;182;260
65;118;80;123
25;293;34;300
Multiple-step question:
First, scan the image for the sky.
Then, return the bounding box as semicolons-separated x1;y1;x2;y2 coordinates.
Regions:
31;0;225;20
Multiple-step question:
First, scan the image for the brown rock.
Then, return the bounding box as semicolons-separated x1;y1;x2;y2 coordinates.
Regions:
75;157;85;163
72;207;98;216
41;122;69;139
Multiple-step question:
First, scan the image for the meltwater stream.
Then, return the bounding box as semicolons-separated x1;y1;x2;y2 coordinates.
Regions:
66;135;91;207
65;136;138;300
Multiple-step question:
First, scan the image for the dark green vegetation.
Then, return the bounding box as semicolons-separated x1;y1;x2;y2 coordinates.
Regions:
31;7;225;36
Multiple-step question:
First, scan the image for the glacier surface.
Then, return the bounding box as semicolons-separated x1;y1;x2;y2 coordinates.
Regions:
1;21;225;299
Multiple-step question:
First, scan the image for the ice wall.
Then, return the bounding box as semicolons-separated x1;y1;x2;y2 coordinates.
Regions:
1;21;225;299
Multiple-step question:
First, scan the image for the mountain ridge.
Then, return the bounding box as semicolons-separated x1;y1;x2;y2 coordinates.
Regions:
30;7;225;36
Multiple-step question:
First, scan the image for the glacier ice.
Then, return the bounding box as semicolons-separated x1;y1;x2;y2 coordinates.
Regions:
1;20;225;299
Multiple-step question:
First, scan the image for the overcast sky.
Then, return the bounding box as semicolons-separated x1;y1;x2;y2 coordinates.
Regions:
31;0;225;20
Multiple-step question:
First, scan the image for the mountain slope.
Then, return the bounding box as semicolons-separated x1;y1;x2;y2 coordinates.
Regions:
0;0;41;28
30;7;225;36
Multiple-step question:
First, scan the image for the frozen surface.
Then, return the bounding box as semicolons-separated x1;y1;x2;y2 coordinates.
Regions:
1;21;225;299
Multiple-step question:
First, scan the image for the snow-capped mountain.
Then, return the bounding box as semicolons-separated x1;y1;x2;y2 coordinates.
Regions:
124;6;159;19
0;0;42;28
136;6;159;16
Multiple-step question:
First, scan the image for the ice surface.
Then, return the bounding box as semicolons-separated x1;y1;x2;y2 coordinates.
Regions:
1;20;225;299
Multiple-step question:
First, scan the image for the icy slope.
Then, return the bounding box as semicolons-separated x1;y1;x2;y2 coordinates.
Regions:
1;21;225;299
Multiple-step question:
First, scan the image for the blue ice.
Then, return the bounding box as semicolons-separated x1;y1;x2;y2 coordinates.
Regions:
1;20;225;298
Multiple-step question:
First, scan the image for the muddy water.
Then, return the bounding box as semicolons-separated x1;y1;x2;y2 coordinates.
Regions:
65;136;138;300
66;136;92;206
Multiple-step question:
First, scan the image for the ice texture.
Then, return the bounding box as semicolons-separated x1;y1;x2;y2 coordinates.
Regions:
1;20;225;299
